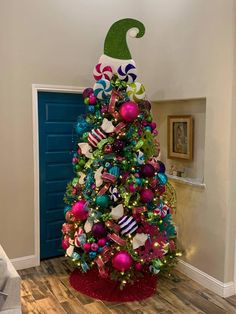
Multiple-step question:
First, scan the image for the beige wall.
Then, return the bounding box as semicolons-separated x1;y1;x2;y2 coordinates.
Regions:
0;0;235;282
152;99;206;180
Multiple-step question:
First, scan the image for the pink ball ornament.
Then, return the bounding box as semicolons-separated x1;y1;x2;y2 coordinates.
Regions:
98;238;106;247
89;94;97;105
140;188;154;203
119;101;139;122
112;251;133;272
135;262;143;271
128;183;136;193
83;243;91;252
71;200;88;221
91;243;99;252
62;237;70;250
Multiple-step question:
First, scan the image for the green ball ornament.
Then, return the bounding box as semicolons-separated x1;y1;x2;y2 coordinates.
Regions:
75;164;80;171
79;159;86;167
82;132;89;140
95;194;110;208
84;97;90;105
146;115;152;122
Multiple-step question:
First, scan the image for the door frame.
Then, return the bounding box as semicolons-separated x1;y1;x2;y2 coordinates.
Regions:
32;84;85;266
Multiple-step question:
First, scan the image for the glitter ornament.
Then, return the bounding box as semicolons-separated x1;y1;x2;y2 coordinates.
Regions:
112;139;125;153
140;188;154;203
71;200;88;221
92;222;107;239
83;87;93;98
140;164;155;178
95;194;110;208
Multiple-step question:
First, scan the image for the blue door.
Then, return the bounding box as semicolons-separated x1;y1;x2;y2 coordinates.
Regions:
38;91;86;259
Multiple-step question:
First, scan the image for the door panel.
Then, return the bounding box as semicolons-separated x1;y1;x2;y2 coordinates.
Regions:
38;91;85;259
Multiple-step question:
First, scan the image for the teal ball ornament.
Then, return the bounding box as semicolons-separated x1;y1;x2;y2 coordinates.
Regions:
95;194;110;208
64;205;71;215
158;173;168;185
89;251;97;259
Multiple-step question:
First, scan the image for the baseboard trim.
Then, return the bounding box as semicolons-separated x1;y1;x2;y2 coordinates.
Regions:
11;255;39;270
177;259;235;298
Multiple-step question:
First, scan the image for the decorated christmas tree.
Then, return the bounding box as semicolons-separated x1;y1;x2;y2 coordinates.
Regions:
61;18;179;297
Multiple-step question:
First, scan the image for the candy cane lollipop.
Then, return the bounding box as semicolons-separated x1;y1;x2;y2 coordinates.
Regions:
126;82;145;102
93;63;113;81
93;79;112;100
117;63;137;83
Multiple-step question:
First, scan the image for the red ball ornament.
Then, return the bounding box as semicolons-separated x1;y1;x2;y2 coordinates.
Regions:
92;222;107;239
140;188;154;203
135;262;143;271
83;243;91;252
62;237;70;250
119;101;139;122
98;238;106;247
104;143;113;154
112;251;133;271
71;200;88;221
140;164;155;178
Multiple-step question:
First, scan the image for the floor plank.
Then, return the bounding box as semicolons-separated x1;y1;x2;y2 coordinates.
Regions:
18;257;236;314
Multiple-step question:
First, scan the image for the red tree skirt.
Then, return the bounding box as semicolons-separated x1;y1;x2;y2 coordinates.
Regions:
69;268;157;302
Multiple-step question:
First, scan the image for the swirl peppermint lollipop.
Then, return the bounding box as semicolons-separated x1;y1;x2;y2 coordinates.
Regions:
117;63;137;83
127;82;145;102
93;79;112;100
93;63;113;81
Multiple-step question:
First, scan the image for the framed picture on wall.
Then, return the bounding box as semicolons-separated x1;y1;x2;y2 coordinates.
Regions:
167;115;193;160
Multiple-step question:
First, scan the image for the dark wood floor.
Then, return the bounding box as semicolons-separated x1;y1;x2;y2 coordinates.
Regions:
19;257;236;314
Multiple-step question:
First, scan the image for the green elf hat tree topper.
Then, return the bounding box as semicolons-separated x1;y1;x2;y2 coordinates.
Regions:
93;18;146;102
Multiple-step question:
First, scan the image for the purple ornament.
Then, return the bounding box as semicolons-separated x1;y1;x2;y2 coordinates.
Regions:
157;161;166;173
112;139;125;153
91;243;99;251
92;222;107;239
140;164;155;178
140;188;154;203
119;101;139;122
112;251;133;271
140;100;151;111
83;87;93;99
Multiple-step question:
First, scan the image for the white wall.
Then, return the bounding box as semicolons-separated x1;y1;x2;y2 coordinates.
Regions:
0;0;235;282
